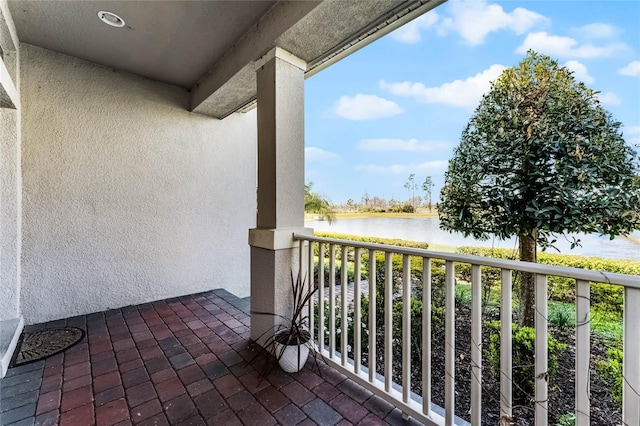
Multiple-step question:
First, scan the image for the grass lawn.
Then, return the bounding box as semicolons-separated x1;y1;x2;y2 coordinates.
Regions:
455;283;622;342
305;210;439;220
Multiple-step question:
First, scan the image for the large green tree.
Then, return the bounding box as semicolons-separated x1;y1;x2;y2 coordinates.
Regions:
423;176;434;212
439;51;640;326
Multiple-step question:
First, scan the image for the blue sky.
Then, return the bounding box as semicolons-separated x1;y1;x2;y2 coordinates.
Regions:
304;0;640;205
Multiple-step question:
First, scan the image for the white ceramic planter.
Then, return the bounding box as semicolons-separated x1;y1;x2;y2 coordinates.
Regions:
274;341;309;373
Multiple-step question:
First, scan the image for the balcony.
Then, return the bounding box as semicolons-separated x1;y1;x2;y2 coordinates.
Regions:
1;1;638;425
1;235;638;425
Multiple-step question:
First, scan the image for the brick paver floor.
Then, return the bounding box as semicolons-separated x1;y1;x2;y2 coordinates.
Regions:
0;289;417;425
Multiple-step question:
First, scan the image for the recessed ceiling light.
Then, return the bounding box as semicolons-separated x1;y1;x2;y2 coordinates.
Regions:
97;11;125;28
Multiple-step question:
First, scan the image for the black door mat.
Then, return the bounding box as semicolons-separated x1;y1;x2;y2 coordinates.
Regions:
10;327;85;367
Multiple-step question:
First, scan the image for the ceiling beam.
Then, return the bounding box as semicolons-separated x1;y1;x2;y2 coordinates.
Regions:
190;1;320;117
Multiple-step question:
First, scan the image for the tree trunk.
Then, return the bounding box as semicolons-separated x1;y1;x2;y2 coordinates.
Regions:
518;231;537;327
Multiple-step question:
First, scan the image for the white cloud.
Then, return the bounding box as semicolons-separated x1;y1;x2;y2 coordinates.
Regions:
380;64;506;108
391;12;439;44
439;0;547;45
618;61;640;77
622;126;640;146
516;32;628;58
305;147;340;162
573;23;617;39
564;60;594;84
334;94;403;120
597;92;621;106
355;161;449;175
358;138;452;152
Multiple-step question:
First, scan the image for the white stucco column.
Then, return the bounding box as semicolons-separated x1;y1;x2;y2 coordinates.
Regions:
0;0;23;378
249;47;312;343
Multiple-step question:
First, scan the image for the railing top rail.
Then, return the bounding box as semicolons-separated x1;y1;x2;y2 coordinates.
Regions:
293;233;640;289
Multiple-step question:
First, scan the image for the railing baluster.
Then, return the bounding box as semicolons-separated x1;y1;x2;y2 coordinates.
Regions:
575;279;590;426
298;240;307;343
535;274;548;426
422;257;432;416
471;264;482;425
369;249;377;384
623;287;640;425
445;260;455;426
402;254;411;404
308;240;315;344
318;244;325;353
354;248;362;374
500;269;513;423
385;251;393;393
329;244;336;358
298;240;304;284
341;245;348;366
291;233;639;426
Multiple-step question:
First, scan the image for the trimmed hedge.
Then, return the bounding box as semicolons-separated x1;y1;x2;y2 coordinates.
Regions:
311;232;638;312
313;231;430;250
313;232;429;290
455;247;640;312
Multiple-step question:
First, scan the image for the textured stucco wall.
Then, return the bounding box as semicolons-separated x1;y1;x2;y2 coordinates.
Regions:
1;108;20;321
20;43;257;324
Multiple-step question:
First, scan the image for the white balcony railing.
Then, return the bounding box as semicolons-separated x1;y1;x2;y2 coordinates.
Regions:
293;233;640;426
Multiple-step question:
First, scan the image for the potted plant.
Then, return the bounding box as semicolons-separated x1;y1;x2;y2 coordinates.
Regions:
253;271;319;374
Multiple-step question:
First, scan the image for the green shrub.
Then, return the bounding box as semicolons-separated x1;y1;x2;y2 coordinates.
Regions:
596;348;623;406
454;261;501;306
367;252;424;295
414;260;447;306
313;232;429;290
429;262;447;306
314;296;358;352
456;247;639;313
548;304;575;332
313;259;356;285
315;290;445;366
454;285;472;307
486;321;567;403
314;291;388;357
358;295;374;350
388;203;415;213
313;244;352;263
390;298;444;357
556;413;576;426
392;299;423;355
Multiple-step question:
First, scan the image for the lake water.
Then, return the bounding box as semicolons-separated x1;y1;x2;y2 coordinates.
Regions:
305;217;640;261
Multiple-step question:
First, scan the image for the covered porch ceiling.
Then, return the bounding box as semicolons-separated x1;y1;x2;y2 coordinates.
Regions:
8;0;445;119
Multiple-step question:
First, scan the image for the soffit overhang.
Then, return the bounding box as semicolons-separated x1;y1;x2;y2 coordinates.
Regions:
193;0;446;118
7;0;445;119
